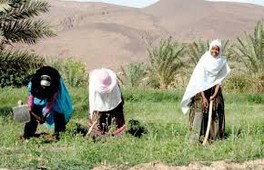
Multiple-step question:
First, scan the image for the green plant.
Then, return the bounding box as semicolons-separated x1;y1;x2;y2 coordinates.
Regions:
46;57;88;87
0;0;55;49
232;20;264;76
119;63;147;88
0;87;264;169
224;74;253;93
0;50;44;87
231;21;264;92
186;39;209;66
123;88;182;102
147;37;184;89
247;94;264;104
253;73;264;93
0;0;54;87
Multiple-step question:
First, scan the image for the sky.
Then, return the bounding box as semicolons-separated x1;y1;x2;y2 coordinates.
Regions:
63;0;160;8
205;0;264;6
63;0;264;8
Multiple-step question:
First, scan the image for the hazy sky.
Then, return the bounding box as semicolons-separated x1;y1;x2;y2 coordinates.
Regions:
63;0;264;8
63;0;160;8
205;0;264;6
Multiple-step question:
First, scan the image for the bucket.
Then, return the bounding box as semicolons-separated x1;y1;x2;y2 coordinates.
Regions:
12;104;30;123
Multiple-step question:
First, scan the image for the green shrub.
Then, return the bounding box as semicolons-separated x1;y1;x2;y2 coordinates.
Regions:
0;106;12;117
224;74;253;93
247;94;264;104
254;73;264;93
46;57;88;87
0;50;44;87
119;63;147;88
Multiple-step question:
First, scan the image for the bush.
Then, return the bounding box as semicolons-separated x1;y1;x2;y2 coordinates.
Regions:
46;57;88;87
254;74;264;93
224;74;253;93
119;63;147;88
0;50;44;87
247;94;264;104
0;106;12;118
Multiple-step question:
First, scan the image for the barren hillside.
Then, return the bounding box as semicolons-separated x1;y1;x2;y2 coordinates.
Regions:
15;0;264;70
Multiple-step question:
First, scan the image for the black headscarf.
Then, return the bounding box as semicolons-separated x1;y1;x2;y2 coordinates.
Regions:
30;66;61;100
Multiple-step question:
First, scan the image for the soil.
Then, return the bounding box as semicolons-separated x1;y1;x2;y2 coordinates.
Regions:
93;159;264;170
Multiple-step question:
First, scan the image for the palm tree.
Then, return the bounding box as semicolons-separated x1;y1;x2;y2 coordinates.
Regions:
0;50;44;87
0;0;54;87
0;0;55;49
232;20;264;92
186;39;209;66
119;63;147;88
147;37;184;89
232;20;264;75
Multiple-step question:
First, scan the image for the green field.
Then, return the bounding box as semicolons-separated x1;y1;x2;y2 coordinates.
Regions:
0;87;263;169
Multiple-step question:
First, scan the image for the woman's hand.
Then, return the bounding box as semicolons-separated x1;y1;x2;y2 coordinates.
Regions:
202;97;209;108
30;110;45;124
201;91;208;108
211;84;220;101
210;95;215;100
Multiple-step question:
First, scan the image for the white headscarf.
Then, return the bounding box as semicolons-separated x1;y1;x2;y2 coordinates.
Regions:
181;39;230;115
89;68;122;119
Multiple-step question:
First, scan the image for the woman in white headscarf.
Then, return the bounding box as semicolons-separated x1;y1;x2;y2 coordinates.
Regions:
88;68;126;137
181;39;230;143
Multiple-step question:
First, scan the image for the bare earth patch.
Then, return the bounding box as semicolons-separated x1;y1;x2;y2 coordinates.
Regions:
93;159;264;170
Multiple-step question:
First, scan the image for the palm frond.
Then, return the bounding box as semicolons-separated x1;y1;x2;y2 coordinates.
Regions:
186;39;209;66
2;0;49;20
2;19;55;44
0;0;11;12
0;49;44;87
0;49;44;70
120;63;147;88
0;0;54;47
147;37;185;89
233;20;264;74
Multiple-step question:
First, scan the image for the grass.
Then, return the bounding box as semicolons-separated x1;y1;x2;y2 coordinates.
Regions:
0;87;263;169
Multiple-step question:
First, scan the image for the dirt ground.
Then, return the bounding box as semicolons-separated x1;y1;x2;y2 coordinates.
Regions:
0;159;263;170
93;159;264;170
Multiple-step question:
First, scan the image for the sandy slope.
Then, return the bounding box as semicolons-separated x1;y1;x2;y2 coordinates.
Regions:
15;0;264;70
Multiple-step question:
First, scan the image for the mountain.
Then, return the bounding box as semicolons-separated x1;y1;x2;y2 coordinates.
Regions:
16;0;264;70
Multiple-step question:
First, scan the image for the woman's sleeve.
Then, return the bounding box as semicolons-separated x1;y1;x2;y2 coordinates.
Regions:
43;92;58;118
27;81;34;109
